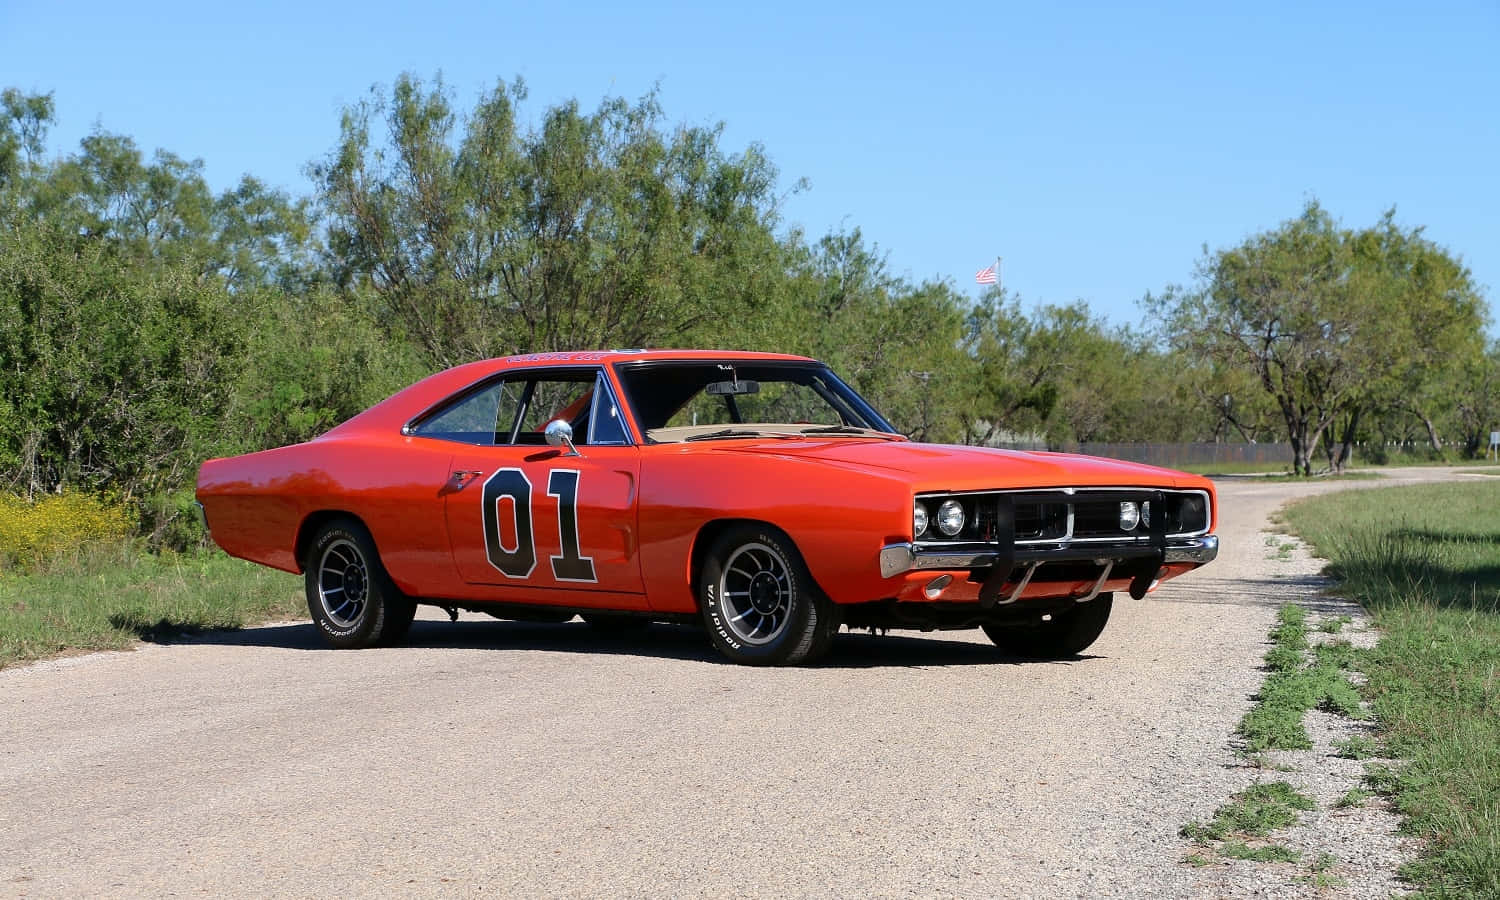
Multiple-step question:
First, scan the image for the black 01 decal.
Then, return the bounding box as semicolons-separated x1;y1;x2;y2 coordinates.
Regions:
482;468;536;578
479;467;596;583
547;469;597;583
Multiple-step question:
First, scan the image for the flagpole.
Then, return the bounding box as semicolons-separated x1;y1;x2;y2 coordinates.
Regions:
996;256;1002;292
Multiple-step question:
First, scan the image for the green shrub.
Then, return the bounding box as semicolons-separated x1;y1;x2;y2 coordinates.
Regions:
0;492;131;570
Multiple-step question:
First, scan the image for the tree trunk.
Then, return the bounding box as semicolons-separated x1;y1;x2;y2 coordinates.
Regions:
1421;414;1442;452
1289;426;1311;477
1327;406;1361;474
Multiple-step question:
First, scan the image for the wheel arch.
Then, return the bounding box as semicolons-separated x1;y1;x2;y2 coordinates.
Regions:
689;518;827;606
294;509;367;573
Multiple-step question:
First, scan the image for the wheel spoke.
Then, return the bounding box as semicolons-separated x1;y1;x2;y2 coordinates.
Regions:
319;539;372;628
717;542;797;646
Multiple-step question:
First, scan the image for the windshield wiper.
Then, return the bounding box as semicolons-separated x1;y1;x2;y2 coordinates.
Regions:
683;428;776;442
799;425;883;436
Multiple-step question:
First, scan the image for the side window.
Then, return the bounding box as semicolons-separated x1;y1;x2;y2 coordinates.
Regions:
589;375;629;445
515;374;597;445
415;370;632;447
411;380;522;445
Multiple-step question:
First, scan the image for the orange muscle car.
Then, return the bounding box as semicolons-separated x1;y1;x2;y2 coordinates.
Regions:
196;350;1219;665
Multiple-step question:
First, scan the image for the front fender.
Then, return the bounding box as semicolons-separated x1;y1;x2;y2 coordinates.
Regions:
636;447;911;612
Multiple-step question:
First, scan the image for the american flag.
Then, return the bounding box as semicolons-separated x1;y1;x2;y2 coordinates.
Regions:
975;263;998;285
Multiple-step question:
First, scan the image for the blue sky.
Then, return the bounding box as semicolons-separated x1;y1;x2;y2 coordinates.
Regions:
3;0;1496;326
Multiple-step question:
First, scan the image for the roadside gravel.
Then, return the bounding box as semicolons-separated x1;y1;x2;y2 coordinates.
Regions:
0;468;1464;898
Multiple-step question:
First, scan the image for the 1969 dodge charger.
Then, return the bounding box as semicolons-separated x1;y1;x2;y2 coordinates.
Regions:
196;350;1219;665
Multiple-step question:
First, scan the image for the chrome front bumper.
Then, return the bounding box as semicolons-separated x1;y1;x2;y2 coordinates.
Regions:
878;534;1219;579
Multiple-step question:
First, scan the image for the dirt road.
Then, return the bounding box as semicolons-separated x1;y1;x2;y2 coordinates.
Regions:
0;469;1463;897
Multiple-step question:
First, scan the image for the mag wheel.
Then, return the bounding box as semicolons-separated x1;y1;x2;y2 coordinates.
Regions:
698;525;836;666
304;518;416;649
983;593;1114;658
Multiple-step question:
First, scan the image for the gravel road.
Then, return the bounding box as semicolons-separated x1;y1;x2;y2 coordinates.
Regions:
0;468;1468;898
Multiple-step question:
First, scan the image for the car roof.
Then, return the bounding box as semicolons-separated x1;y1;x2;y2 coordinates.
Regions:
323;349;818;438
498;349;814;367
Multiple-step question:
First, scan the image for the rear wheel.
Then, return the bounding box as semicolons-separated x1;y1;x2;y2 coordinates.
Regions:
698;525;837;666
983;594;1114;658
304;518;416;649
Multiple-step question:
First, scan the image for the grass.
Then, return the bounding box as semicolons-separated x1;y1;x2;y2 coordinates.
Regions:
1264;536;1297;560
1182;781;1316;843
1279;481;1500;897
1317;615;1352;634
1180;460;1297;476
1299;852;1347;888
1179;450;1500;478
1333;735;1379;760
1237;472;1383;483
1181;781;1313;865
0;542;301;669
1220;841;1301;863
1237;605;1366;752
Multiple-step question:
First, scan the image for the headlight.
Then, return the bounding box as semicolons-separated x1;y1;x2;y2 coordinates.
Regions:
913;501;929;537
1119;501;1140;531
937;499;965;536
1141;501;1151;527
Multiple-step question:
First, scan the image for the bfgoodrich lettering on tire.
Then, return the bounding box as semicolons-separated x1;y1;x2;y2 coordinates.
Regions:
698;524;837;666
304;517;416;649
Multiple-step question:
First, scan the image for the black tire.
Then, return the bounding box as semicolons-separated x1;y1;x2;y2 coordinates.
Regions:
303;518;417;649
698;524;837;666
380;599;418;646
983;593;1113;658
581;613;650;634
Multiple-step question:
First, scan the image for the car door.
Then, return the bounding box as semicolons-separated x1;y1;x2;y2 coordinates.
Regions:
438;368;646;607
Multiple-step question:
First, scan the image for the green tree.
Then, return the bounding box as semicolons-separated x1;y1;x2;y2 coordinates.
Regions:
1152;201;1486;475
0;89;53;186
316;73;792;367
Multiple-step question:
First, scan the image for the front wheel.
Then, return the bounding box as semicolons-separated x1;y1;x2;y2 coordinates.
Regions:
698;525;837;666
304;518;416;649
983;594;1113;658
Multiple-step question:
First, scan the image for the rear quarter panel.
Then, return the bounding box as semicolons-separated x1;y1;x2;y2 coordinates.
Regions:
196;437;460;596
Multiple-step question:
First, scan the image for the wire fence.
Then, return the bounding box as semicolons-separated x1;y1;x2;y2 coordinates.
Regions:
991;441;1297;468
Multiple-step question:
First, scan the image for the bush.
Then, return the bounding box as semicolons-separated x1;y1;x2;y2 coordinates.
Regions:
0;492;132;571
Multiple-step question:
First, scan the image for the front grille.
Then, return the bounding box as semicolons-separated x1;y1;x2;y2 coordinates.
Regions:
1073;500;1125;538
915;488;1210;545
1015;501;1068;541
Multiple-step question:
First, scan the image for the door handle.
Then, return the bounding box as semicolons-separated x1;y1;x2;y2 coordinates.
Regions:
452;469;483;482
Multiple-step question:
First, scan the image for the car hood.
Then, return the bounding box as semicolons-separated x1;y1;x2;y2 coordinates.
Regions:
709;438;1209;492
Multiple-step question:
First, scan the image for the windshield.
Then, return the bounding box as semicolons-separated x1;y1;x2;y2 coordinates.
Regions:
616;361;895;443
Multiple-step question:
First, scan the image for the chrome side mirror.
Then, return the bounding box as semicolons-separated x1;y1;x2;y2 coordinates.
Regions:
544;419;581;457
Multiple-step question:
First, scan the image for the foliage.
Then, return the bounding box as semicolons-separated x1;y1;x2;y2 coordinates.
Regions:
315;74;792;367
0;545;300;669
0;79;1494;539
1280;482;1500;896
0;492;131;570
1151;201;1487;475
1181;780;1313;864
1238;604;1367;752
